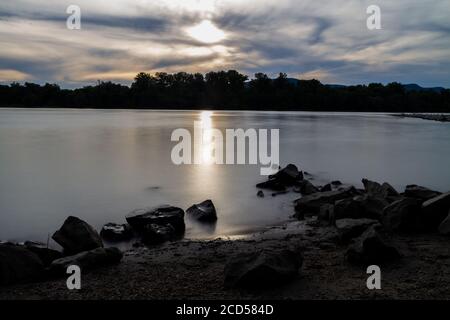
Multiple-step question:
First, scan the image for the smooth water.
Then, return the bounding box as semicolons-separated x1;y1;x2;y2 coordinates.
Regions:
1;108;450;244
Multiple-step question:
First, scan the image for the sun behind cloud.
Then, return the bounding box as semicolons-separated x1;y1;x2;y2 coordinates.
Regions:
186;20;226;44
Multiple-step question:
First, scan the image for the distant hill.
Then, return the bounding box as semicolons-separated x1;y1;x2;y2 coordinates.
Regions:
402;84;446;93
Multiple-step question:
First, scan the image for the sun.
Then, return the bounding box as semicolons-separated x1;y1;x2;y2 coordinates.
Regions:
186;20;226;44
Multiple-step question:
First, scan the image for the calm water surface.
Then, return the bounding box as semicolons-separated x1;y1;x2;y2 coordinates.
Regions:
1;108;450;245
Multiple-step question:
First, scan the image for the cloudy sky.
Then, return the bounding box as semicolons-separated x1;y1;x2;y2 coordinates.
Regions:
0;0;449;88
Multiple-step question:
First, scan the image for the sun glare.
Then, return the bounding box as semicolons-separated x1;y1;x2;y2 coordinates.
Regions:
186;20;226;44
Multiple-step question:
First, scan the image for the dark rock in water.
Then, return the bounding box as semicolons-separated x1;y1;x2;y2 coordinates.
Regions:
100;223;133;242
24;241;62;266
269;164;303;185
334;194;388;221
320;184;332;192
331;180;342;186
224;249;303;288
347;226;401;265
294;187;357;216
256;180;286;191
186;200;217;223
298;180;319;195
142;224;177;245
421;192;450;230
362;179;398;199
52;216;103;255
404;185;441;201
0;244;44;285
257;190;265;198
126;205;185;234
439;211;450;235
382;198;422;232
272;191;288;197
49;247;122;275
335;218;379;241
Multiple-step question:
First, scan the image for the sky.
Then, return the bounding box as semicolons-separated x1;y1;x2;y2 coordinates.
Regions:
0;0;449;88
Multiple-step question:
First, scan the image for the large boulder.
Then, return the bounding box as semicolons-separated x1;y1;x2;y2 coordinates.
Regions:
296;180;319;196
24;241;62;266
421;192;450;230
362;179;398;199
269;164;303;185
224;249;303;288
294;187;357;216
335;218;379;241
141;223;178;245
347;226;401;265
49;247;122;275
52;216;103;254
334;194;389;221
0;244;44;285
186;200;217;222
382;198;422;232
439;211;450;235
126;205;185;234
256;180;286;191
404;185;441;201
100;223;133;242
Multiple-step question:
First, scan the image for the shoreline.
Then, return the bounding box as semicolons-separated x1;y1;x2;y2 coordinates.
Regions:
393;113;450;122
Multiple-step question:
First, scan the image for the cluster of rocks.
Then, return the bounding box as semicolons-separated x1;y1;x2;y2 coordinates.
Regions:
255;164;450;269
395;113;450;123
1;200;217;286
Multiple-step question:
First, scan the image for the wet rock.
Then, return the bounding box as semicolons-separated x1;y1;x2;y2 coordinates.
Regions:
294;187;357;216
297;180;319;196
126;205;185;234
224;249;303;288
24;241;62;266
49;247;122;275
331;181;342;186
186;200;217;223
334;194;388;221
100;223;133;242
382;198;422;232
335;218;379;241
256;180;286;191
347;226;401;265
362;179;398;199
421;192;450;230
320;184;332;192
0;244;44;285
438;211;450;235
404;185;441;201
257;190;265;198
269;164;303;185
318;204;334;224
142;223;177;245
52;216;103;255
272;191;288;197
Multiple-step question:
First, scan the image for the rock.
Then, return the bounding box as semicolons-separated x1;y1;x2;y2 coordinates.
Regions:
362;179;398;198
382;198;422;232
294;187;357;216
438;211;450;235
335;218;379;241
421;192;450;230
126;205;185;234
52;216;103;255
0;244;44;285
331;180;342;186
24;241;62;266
269;164;303;185
297;180;319;195
186;200;217;223
49;247;122;275
257;190;265;198
347;226;401;265
318;204;334;223
320;184;332;192
224;249;303;288
256;180;286;191
100;223;133;242
404;185;441;201
334;194;389;221
272;191;288;197
141;223;177;244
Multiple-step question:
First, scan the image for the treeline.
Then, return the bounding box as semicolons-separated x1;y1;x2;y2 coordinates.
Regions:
1;71;449;112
